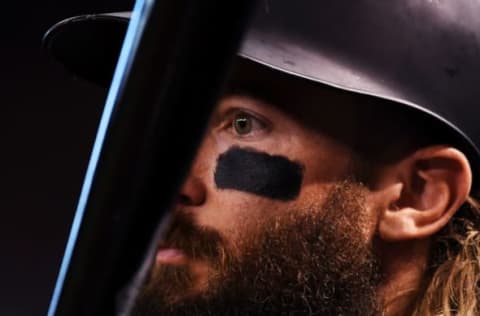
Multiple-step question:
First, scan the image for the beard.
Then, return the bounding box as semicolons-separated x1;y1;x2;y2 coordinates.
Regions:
131;180;382;316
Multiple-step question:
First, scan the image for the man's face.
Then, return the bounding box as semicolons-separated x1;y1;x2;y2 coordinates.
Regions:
132;61;382;315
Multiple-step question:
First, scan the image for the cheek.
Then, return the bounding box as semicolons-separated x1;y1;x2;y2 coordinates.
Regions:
214;146;305;201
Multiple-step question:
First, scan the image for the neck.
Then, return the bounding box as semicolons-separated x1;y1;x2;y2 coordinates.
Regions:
376;239;430;316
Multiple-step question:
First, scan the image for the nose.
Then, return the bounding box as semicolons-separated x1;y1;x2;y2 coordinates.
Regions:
177;176;207;206
176;135;211;207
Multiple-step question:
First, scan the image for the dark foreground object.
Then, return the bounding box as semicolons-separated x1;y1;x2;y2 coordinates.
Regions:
46;0;256;315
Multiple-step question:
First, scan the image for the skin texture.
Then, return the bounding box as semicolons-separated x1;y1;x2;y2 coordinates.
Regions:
133;59;473;316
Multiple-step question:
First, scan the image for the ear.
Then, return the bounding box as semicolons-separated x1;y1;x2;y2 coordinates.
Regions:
374;146;472;241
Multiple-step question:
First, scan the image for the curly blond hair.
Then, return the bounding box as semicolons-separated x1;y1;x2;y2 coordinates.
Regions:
411;196;480;316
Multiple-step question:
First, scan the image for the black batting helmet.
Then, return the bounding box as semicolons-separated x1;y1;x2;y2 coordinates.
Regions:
44;0;480;189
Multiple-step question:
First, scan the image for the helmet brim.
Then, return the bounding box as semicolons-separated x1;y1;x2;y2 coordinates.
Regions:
43;13;130;87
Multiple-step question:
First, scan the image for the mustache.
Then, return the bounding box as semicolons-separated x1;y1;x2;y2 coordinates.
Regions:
134;181;382;316
162;211;229;262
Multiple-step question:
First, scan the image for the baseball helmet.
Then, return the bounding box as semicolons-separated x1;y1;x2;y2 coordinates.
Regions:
44;0;480;190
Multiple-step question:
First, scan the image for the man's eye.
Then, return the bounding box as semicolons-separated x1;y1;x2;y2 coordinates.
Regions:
230;112;267;137
234;115;253;135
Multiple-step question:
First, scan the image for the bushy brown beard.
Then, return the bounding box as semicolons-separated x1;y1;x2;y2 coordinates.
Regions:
132;181;381;315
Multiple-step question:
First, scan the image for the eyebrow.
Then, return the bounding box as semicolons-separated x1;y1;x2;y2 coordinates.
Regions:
208;85;270;128
209;93;256;127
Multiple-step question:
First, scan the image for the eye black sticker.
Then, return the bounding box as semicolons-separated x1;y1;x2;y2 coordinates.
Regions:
214;146;304;201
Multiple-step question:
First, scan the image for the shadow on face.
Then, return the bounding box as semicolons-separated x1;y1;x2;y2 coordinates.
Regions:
225;58;457;168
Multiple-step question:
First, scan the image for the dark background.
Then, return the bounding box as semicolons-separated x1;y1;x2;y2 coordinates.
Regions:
1;1;133;315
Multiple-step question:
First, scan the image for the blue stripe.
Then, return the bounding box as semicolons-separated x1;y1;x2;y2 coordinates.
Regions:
47;0;153;314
